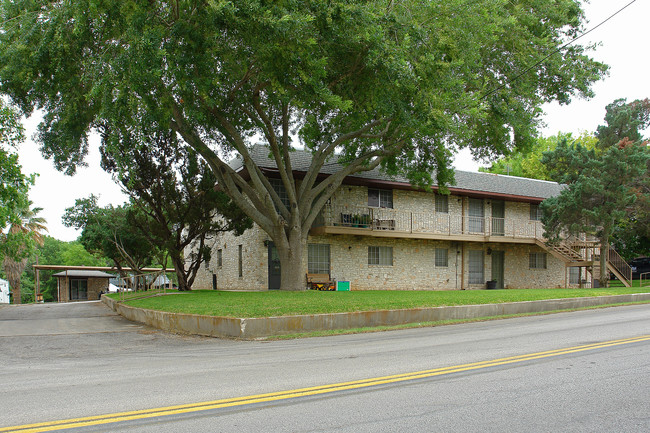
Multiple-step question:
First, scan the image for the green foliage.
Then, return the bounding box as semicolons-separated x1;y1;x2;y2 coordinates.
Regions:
0;0;607;288
541;140;649;285
101;137;252;290
480;132;598;180
1;201;47;303
62;196;156;272
596;98;650;149
541;140;648;239
20;236;110;302
0;101;34;230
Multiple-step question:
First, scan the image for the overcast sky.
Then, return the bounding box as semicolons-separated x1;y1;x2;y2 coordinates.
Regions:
15;0;650;242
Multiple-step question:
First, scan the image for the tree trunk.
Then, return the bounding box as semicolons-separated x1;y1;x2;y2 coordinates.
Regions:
170;253;190;291
275;228;306;291
599;238;609;288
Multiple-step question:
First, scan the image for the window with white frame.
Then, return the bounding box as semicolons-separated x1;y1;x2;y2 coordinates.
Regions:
530;203;543;221
368;188;393;208
435;248;448;267
368;246;393;266
468;250;484;284
435;194;449;213
308;244;330;274
529;252;547;269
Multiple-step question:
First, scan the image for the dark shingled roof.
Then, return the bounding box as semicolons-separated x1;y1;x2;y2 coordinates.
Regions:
230;145;563;200
53;270;116;278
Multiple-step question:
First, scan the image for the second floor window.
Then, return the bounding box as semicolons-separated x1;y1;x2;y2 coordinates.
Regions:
368;188;393;208
530;203;543;221
270;178;291;209
435;194;449;213
216;249;223;268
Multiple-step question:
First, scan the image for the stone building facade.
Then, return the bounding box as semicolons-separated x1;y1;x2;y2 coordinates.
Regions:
54;270;114;302
191;147;589;291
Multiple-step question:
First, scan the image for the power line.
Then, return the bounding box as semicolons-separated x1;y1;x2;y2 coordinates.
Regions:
478;0;638;104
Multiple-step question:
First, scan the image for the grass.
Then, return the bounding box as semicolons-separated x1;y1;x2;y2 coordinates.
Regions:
108;286;650;318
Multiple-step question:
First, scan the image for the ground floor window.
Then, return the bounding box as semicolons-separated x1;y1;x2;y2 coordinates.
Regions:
308;244;331;274
569;267;580;284
468;250;484;284
238;245;243;277
368;246;393;266
69;279;88;300
435;248;448;267
529;252;547;269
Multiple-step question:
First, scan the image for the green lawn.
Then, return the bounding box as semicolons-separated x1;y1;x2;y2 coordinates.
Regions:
110;287;650;318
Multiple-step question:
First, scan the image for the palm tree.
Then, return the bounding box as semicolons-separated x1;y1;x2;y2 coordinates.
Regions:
2;202;47;304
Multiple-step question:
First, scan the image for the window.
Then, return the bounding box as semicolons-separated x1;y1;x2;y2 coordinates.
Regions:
530;203;543;221
468;198;484;233
529;252;547;269
468;250;484;284
435;194;449;213
238;245;243;277
435;248;448;267
308;244;330;274
216;249;223;268
569;267;580;284
270;178;291;209
368;246;393;266
69;279;88;300
368;188;393;208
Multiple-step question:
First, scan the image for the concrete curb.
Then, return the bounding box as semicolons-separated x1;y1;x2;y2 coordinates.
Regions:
102;293;650;340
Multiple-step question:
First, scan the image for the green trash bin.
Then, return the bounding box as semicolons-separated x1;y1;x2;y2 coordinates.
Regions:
336;281;350;291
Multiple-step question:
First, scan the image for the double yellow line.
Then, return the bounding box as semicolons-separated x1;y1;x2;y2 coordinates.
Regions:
4;335;649;433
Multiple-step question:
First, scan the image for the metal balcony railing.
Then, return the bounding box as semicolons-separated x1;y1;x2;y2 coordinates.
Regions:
315;204;544;239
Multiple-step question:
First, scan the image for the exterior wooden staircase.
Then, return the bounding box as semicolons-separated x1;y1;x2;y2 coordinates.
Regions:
536;238;632;288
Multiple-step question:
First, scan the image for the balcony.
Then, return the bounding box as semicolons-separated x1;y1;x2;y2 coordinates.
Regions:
310;204;544;244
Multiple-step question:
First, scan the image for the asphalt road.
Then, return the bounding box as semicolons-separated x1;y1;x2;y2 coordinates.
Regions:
1;301;649;432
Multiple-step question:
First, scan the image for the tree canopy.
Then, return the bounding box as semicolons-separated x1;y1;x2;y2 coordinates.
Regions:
479;132;598;180
0;0;608;289
101;137;252;291
0;101;33;230
62;196;156;274
541;140;649;286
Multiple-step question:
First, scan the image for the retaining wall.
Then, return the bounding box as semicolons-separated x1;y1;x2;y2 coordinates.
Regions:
102;293;650;340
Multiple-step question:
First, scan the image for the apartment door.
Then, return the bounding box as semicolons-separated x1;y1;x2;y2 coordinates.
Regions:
491;200;505;236
491;251;505;289
468;198;485;233
267;242;281;290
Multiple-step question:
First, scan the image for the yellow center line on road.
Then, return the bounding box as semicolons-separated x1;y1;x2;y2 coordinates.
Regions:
3;335;649;433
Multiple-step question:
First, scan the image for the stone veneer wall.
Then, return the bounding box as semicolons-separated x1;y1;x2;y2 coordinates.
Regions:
192;184;570;291
58;277;109;301
192;225;269;291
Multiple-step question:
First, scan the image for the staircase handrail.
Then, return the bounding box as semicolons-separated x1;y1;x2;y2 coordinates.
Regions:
608;247;632;285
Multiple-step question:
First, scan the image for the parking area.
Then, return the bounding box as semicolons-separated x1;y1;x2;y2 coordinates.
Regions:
0;300;143;337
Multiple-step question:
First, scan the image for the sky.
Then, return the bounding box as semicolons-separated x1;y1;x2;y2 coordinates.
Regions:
13;0;650;242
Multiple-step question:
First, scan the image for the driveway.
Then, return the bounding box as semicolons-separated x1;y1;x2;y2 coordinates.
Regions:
0;300;143;337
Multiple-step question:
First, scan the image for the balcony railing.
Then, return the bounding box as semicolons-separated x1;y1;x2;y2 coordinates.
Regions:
315;204;544;240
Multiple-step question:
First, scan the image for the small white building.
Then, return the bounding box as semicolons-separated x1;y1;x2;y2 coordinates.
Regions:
0;278;10;304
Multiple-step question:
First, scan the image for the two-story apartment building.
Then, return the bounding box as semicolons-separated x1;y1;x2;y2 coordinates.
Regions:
192;146;628;291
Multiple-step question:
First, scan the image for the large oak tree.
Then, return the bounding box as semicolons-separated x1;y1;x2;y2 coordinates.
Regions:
0;0;607;289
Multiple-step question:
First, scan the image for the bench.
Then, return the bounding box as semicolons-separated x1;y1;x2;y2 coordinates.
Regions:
306;273;335;291
373;219;395;230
